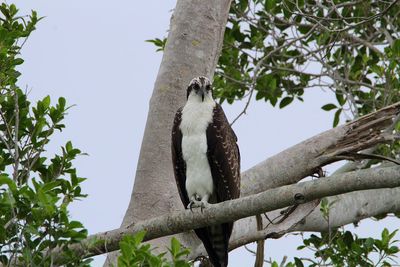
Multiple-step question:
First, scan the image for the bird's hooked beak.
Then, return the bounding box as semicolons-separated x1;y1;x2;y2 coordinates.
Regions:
198;86;206;102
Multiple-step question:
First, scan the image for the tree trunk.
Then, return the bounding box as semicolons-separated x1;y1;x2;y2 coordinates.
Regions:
104;0;232;264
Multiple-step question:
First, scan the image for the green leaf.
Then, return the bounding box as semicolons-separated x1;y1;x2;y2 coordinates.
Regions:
298;25;312;34
279;96;293;108
269;77;277;91
42;95;50;109
388;229;398;241
175;248;190;259
294;257;304;267
321;103;337;111
69;220;84;229
265;0;276;11
343;231;354;248
42;180;61;192
333;108;342;127
171;237;181;257
238;0;249;13
12;58;24;66
133;230;146;245
0;174;17;192
381;228;390;248
388;245;399;254
145;37;167;52
270;95;278;106
66;141;73;153
392;39;400;57
335;92;346;106
58;97;66;110
119;240;132;259
32;118;46;142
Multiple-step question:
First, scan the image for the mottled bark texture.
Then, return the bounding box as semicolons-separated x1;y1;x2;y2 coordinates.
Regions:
104;0;232;265
54;166;400;265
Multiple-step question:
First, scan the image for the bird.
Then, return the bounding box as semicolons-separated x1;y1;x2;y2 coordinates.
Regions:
171;76;241;267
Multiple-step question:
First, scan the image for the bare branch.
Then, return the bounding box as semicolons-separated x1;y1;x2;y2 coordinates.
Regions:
342;32;384;56
254;214;264;267
12;89;19;182
296;187;400;232
230;22;319;124
286;0;399;33
240;101;400;197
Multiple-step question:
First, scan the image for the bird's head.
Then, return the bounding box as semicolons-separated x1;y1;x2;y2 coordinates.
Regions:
186;76;213;102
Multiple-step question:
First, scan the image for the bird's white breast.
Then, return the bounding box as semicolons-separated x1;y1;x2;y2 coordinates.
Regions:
180;96;215;199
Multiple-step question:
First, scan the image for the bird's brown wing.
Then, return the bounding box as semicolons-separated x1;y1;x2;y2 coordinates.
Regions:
206;103;241;203
171;107;190;207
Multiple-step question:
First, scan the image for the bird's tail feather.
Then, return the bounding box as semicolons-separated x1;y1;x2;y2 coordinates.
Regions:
195;221;232;267
209;224;227;267
198;222;230;267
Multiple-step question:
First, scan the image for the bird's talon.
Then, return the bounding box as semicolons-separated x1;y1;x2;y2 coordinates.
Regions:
187;199;206;211
187;201;195;211
200;202;207;213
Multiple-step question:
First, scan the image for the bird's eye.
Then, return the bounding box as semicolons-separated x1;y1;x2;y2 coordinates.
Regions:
206;84;211;91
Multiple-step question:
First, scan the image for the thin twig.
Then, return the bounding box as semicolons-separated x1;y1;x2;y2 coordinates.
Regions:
231;23;319;125
12;89;19;182
254;214;264;267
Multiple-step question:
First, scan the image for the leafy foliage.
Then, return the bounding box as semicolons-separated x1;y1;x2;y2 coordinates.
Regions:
271;228;399;267
146;38;167;52
117;231;191;267
0;4;89;266
217;0;400;121
148;0;400;125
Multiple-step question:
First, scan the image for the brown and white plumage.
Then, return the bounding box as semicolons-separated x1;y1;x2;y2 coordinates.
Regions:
171;76;240;267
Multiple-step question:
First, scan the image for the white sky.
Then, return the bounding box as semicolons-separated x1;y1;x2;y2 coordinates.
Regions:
11;0;400;266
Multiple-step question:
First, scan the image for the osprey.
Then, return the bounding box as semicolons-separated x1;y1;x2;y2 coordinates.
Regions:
171;76;240;267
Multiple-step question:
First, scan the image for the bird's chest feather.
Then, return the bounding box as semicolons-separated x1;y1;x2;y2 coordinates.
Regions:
180;100;215;154
180;99;215;197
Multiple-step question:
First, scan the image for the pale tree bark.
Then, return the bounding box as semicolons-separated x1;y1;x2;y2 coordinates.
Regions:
297;187;400;232
103;0;400;265
104;0;232;264
227;178;400;252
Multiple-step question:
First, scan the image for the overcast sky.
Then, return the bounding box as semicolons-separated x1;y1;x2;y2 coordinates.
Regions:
11;0;400;266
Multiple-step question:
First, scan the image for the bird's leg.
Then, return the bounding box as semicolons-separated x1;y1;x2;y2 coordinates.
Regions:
187;194;203;211
199;194;210;213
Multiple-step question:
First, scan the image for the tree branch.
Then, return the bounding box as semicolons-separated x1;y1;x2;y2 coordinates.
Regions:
297;187;400;232
51;166;400;264
240;101;400;197
229;186;400;253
